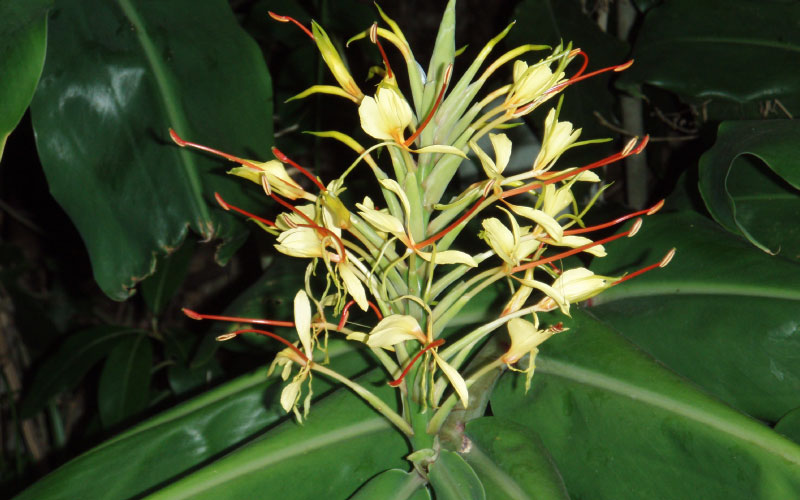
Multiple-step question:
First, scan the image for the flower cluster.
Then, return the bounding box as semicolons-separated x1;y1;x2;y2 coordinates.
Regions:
175;5;673;436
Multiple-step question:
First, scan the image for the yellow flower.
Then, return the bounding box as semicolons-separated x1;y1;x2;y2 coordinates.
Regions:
228;160;310;200
505;60;565;110
538;267;616;312
533;108;581;174
359;87;413;143
501;317;566;391
481;210;540;267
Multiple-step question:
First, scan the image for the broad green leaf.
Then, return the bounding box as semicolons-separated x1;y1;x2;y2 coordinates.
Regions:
140;237;196;316
618;0;800;114
349;469;430;500
98;333;153;428
20;326;146;418
0;0;50;159
428;449;485;500
492;308;800;500
775;408;800;446
163;329;223;395
144;369;408;500
31;0;273;300
590;211;800;422
462;417;569;500
15;342;374;500
698;120;800;257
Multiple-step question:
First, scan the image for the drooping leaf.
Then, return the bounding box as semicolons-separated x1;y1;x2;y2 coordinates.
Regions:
141;369;408;500
15;342;375;500
20;326;146;418
590;211;800;422
31;0;273;300
462;417;569;500
428;449;485;500
618;0;800;115
492;308;800;500
0;0;50;159
349;469;431;500
140;237;196;316
98;333;153;428
698;120;800;257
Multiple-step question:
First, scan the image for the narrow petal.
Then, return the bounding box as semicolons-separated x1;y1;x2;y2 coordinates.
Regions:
417;249;478;267
339;262;368;311
433;352;469;409
294;290;313;358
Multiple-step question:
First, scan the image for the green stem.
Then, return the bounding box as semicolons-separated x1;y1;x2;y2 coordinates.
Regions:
311;362;414;436
427;359;504;434
432;268;505;336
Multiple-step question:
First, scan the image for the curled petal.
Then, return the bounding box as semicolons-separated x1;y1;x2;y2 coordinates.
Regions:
367;315;425;349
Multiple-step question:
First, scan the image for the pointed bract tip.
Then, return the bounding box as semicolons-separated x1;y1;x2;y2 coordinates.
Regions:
214;192;231;210
660;248;676;267
182;308;202;320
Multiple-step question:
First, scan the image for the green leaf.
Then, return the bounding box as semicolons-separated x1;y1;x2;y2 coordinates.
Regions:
462;417;569;500
163;329;223;395
428;449;485;500
0;0;50;159
142;369;408;500
698;120;800;257
15;342;375;500
618;0;800;114
590;211;800;422
31;0;273;300
20;326;146;418
349;469;430;500
140;237;196;316
98;333;153;428
775;408;800;446
491;308;800;500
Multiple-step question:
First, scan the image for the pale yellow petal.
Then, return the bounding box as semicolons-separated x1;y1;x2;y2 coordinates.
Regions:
339;261;368;311
416;249;478;267
275;227;325;258
489;133;512;174
367;314;425;348
280;379;302;414
433;352;469;409
294;290;313;358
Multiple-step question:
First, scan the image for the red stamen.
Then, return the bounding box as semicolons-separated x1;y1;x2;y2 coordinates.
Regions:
501;136;649;200
183;308;294;327
415;194;485;250
564;199;664;235
337;299;383;330
219;328;308;362
404;64;453;147
569;49;589;80
170;129;264;171
612;248;675;286
368;301;383;320
370;23;393;79
548;59;634;95
268;12;315;40
388;339;446;387
272;147;327;192
215;192;276;227
511;218;642;273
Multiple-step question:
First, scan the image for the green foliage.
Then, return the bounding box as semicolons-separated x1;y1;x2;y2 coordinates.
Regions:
30;0;273;300
5;0;800;498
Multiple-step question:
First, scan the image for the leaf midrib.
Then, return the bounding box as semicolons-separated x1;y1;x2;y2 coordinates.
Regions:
538;357;800;466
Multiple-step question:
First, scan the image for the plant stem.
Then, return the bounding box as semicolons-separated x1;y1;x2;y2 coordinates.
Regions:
427;359;504;434
311;362;414;436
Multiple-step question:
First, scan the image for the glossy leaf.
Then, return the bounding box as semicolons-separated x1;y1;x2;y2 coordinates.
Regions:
31;0;273;300
163;329;222;395
15;342;375;500
20;326;146;418
618;0;800;113
428;449;485;500
492;308;800;499
775;408;800;446
0;0;50;159
590;211;800;422
349;469;430;500
698;120;800;257
463;417;569;500
98;333;153;428
144;369;408;500
140;237;196;316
